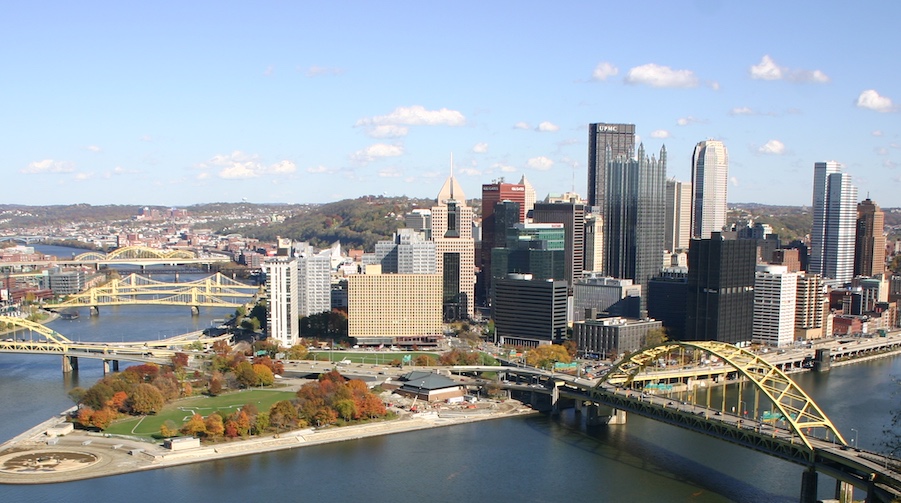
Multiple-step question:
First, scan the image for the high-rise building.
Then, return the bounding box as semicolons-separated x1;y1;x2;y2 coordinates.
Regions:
264;257;299;346
810;161;858;283
795;273;830;340
297;251;332;317
647;268;688;341
519;175;537;220
753;264;798;347
480;182;525;301
685;233;756;345
855;198;886;277
690;140;729;239
603;144;667;306
347;271;443;344
665;178;692;252
587;123;636;210
374;229;436;275
431;172;475;319
583;213;603;273
493;274;568;347
533;199;586;287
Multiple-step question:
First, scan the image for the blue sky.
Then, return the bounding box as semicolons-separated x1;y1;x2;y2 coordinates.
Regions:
4;1;899;207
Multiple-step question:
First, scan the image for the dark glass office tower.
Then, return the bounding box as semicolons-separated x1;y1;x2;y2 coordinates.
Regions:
685;232;756;344
587;123;636;210
603;144;666;314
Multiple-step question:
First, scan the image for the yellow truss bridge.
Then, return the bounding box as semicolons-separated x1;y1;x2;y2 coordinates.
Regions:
595;340;846;451
73;246;197;261
43;272;260;312
0;316;231;372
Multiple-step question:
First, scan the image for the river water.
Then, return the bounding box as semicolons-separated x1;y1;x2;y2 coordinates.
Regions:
0;246;897;502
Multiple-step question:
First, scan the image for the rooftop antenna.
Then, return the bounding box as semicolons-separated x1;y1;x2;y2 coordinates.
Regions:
449;152;455;199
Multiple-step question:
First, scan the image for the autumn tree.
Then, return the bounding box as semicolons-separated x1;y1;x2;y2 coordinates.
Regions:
90;407;115;429
235;361;258;388
106;391;129;413
208;372;224;396
181;413;207;436
129;383;165;415
269;400;300;432
334;399;357;422
644;327;669;348
160;420;179;438
205;413;225;437
81;382;115;410
253;364;275;387
284;344;309;360
525;344;572;369
171;352;189;369
67;387;86;405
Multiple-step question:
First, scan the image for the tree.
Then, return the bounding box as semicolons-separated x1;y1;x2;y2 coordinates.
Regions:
67;387;86;405
81;382;114;410
205;413;225;437
254;411;270;434
269;400;299;432
90;407;115;429
171;352;189;369
525;344;571;368
234;361;258;388
284;344;309;361
106;391;129;412
334;399;358;421
160;420;179;438
129;383;165;415
253;364;275;387
180;413;207;437
644;327;669;348
208;372;224;396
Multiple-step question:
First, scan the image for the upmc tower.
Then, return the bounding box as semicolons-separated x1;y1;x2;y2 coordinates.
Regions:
587;123;636;210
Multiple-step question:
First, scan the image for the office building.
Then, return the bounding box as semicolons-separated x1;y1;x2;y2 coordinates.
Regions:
690;140;729;239
493;274;568;347
685;233;756;345
587;122;636;210
375;229;436;275
572;273;641;323
583;213;603;272
647;268;688;341
855;198;886;277
665;179;692;252
347;271;443;344
481;183;525;301
431;173;475;319
603;144;667;305
298;250;332;317
810;162;858;283
574;317;662;360
264;257;299;346
753;265;798;347
405;209;432;239
533;199;586;287
519;175;537;219
795;273;830;340
771;249;801;273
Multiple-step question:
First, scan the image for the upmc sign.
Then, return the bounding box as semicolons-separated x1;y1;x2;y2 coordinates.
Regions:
597;124;618;132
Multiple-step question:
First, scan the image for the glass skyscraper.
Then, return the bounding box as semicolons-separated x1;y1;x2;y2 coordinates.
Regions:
810;161;857;284
587;123;636;210
690;140;729;239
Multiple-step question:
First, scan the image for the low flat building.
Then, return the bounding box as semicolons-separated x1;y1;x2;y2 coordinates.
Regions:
395;371;464;402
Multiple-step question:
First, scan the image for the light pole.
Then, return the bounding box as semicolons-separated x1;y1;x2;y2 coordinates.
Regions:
850;428;859;449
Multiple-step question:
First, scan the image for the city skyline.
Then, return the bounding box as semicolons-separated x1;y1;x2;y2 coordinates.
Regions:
5;2;900;207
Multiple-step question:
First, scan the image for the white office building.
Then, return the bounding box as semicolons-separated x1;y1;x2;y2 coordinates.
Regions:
264;257;299;346
753;264;798;347
810;161;858;284
691;140;729;239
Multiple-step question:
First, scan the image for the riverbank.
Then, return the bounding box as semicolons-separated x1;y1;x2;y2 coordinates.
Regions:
0;401;536;485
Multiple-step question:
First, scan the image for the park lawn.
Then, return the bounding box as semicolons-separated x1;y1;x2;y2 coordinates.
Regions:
105;389;296;439
306;351;439;364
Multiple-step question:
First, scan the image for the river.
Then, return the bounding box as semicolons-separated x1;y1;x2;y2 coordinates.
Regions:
0;245;897;502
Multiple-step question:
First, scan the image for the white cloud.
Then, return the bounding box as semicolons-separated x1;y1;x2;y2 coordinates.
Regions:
86;145;102;153
513;121;530;130
875;147;889;155
730;176;739;187
263;65;274;77
305;66;344;77
758;139;786;155
493;163;516;173
526;156;554;171
307;165;335;174
367;125;409;138
650;129;670;139
350;143;404;163
591;62;618;81
457;167;481;176
676;116;703;126
472;142;489;153
536;121;560;132
21;159;75;174
872;130;884;137
708;81;721;91
884;159;899;169
856;90;894;112
378;167;402;178
356;105;465;128
750;55;830;83
73;172;95;181
750;55;783;80
730;107;755;116
197;151;297;179
624;63;699;88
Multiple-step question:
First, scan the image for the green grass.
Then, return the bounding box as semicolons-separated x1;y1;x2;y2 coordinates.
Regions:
105;389;296;439
306;351;439;364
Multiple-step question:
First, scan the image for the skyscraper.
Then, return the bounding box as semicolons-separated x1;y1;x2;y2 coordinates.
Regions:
665;178;692;252
753;264;798;347
685;233;756;345
264;256;299;346
810;162;858;284
480;181;526;301
855;198;886;277
533;199;586;287
603;143;667;298
587;123;636;210
431;171;475;319
690;140;729;239
519;175;537;220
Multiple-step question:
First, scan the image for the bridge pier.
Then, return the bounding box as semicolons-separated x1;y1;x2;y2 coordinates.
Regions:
62;355;78;374
835;479;854;503
90;306;99;317
799;468;818;503
585;404;626;426
191;306;200;316
102;360;120;374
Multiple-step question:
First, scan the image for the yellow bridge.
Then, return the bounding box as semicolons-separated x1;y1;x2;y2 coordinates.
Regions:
43;272;260;313
0;316;230;373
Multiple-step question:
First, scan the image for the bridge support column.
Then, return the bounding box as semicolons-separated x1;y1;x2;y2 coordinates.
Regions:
798;468;818;503
62;356;78;374
191;306;200;316
586;404;626;426
90;306;99;317
575;400;583;413
103;360;110;375
835;479;853;503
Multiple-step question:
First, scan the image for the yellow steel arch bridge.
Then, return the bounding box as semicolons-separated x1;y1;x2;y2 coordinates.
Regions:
43;272;260;311
73;246;197;261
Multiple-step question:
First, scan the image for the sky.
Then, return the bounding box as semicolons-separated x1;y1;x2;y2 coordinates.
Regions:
4;1;900;207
